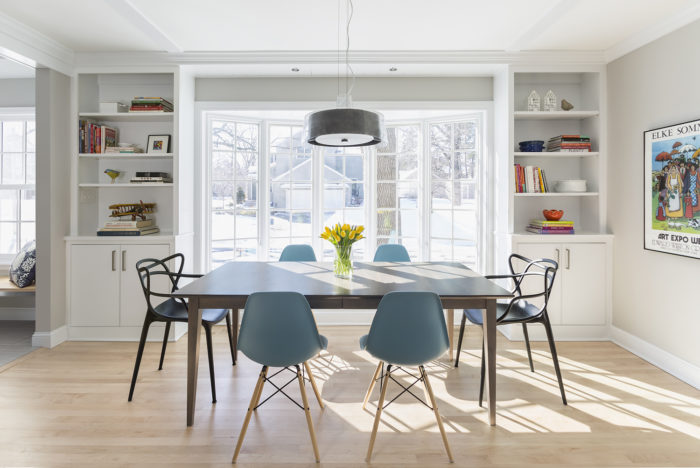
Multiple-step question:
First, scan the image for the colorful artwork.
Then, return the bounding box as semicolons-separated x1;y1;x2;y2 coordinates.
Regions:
645;118;700;259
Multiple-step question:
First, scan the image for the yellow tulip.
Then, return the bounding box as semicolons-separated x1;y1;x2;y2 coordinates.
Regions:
342;223;350;232
340;230;346;238
349;230;356;239
325;226;332;234
356;225;365;233
334;233;340;242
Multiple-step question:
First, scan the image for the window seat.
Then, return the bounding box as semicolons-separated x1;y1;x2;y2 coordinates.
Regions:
0;276;35;296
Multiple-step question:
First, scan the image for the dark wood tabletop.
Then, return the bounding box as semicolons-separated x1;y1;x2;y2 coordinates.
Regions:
173;261;511;308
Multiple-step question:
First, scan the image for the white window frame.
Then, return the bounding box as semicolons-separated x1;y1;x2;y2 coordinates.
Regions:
0;107;35;264
197;101;492;272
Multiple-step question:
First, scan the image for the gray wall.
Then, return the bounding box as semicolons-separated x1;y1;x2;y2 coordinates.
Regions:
0;78;34;107
35;68;71;336
608;20;700;367
196;77;493;102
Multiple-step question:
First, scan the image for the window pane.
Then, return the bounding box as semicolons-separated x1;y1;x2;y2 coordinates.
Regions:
2;121;24;152
236;123;258;152
401;238;419;260
430;238;452;261
21;190;35;221
212;121;235;150
431;210;452;238
26;121;35;152
235;208;257;238
346;183;364;208
235;239;257;260
376;182;396;208
291;211;312;237
397;126;419;153
377;155;396;180
291;154;312;181
344;155;363;180
0;190;18;220
212;182;233;210
270;154;290;179
235;181;257;207
268;238;288;260
25;153;35;184
377;127;397;153
211;211;234;241
431;181;451;208
270;210;291;237
455;121;476;150
377;210;396;237
454;210;477;241
323;185;344;210
0;222;18;254
20;222;34;246
398;153;418;180
397;182;417;209
291;183;312;210
454;180;476;207
454;151;476;180
270;125;291;153
236;152;258;179
212;152;234;180
454;239;477;266
398;210;418;237
2;153;24;184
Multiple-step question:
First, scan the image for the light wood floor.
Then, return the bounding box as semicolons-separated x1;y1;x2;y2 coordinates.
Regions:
1;326;699;467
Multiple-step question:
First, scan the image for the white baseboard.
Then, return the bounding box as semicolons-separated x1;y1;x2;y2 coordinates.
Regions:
500;323;610;341
32;325;68;348
611;325;700;390
68;322;187;342
0;307;35;320
314;309;375;325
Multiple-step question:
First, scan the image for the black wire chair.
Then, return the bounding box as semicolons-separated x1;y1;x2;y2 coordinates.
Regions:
454;253;567;406
128;253;236;403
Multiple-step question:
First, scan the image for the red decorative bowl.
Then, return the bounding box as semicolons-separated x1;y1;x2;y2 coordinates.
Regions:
543;209;564;221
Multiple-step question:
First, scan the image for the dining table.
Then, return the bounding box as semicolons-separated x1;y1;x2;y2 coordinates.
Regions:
173;260;512;427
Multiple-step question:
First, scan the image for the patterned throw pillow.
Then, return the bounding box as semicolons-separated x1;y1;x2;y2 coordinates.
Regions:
9;240;36;288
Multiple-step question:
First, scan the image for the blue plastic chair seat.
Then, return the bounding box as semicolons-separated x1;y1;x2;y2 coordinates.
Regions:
464;300;541;326
373;244;411;262
154;298;228;324
359;334;368;350
279;244;317;262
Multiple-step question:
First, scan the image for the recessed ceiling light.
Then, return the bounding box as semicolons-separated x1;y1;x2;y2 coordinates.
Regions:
291;67;300;72
389;67;398;72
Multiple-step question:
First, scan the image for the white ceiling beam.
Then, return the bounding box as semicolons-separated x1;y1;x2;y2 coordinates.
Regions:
605;0;700;62
505;0;577;52
103;0;182;53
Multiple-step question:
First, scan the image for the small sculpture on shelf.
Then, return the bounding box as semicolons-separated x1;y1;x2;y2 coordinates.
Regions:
561;99;574;111
109;201;156;221
544;90;557;111
527;90;541;111
104;169;120;184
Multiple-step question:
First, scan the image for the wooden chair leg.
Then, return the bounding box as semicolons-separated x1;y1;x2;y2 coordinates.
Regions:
303;361;324;409
542;316;567;405
252;366;269;409
366;364;391;462
225;311;236;365
478;338;486;408
204;324;217;403
522;323;534;372
128;316;152;402
362;361;383;410
158;321;171;371
420;366;454;463
454;313;467;368
232;366;267;463
296;364;320;463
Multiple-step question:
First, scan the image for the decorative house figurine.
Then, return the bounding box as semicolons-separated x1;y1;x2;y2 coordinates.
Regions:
544;89;557;111
527;90;541;111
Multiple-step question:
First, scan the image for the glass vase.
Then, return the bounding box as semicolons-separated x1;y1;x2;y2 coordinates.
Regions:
334;244;353;278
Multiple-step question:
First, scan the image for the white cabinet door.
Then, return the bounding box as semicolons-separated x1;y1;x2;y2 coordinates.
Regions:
514;243;563;325
70;244;120;326
119;244;171;327
561;243;607;325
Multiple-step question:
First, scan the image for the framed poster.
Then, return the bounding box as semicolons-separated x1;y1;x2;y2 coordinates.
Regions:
644;118;700;258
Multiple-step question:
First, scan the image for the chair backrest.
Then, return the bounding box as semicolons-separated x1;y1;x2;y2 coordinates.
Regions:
238;291;325;367
504;256;558;320
364;291;448;366
373;244;411;262
279;244;317;262
135;253;185;315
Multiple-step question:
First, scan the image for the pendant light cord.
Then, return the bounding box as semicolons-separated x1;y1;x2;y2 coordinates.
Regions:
345;0;355;104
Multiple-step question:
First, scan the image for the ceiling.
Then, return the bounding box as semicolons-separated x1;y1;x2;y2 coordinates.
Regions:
0;0;698;74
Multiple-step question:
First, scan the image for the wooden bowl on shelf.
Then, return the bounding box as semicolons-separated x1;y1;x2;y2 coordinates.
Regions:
543;209;564;221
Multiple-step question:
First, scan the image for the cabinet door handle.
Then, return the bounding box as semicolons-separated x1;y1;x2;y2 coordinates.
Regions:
111;250;117;271
122;250;127;272
555;248;560;264
566;248;571;270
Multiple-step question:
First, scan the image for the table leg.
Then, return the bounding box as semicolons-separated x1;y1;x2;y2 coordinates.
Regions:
232;308;239;362
446;309;454;360
187;296;203;427
483;299;497;426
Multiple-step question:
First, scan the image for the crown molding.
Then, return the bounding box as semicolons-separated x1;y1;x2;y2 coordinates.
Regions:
605;1;700;63
0;12;73;76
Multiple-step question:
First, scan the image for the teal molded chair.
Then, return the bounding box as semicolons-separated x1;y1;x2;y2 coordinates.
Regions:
372;243;411;262
279;244;317;262
232;291;327;463
360;291;453;463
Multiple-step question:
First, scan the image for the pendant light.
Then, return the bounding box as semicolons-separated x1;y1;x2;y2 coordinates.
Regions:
305;0;384;147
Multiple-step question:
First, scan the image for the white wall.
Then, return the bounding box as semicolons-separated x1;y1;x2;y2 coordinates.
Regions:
0;78;34;106
34;68;71;346
196;77;493;102
608;20;700;370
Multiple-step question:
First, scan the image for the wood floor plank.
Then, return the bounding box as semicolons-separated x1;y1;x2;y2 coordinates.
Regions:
0;326;699;467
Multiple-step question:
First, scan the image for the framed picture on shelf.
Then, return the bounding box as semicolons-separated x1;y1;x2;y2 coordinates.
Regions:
644;118;700;259
146;134;171;154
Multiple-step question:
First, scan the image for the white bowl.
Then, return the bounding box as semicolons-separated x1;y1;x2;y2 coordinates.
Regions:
555;179;587;192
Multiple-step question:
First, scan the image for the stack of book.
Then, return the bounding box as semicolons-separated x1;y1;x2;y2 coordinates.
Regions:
130;172;172;184
526;219;575;234
97;219;160;236
79;120;117;153
514;164;549;193
546;135;591;152
129;97;173;113
105;145;143;154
